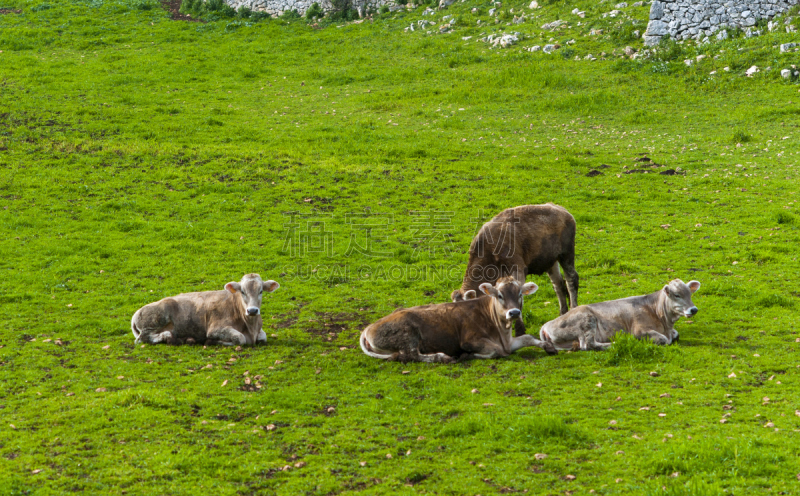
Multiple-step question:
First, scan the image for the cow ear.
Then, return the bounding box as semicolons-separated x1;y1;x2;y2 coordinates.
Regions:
662;285;671;296
263;280;280;293
450;289;463;302
687;280;701;293
521;282;539;296
225;282;241;294
479;283;499;297
464;290;477;300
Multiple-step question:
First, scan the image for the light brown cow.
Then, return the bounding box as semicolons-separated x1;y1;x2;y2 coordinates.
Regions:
539;279;700;351
450;204;579;337
130;274;280;346
360;276;557;363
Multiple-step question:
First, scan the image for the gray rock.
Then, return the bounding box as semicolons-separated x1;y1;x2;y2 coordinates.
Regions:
781;68;792;78
716;28;728;39
650;0;664;18
743;16;756;25
646;19;669;35
644;34;662;45
780;42;798;52
543;43;560;53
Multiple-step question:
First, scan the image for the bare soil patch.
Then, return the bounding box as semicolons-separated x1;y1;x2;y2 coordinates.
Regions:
158;0;204;21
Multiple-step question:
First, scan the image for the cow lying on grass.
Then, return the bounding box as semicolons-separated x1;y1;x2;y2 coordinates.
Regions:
539;279;700;351
360;276;557;363
131;274;280;346
450;204;580;337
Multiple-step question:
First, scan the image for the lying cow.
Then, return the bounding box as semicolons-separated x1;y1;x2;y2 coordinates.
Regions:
539;279;700;351
451;203;580;337
360;276;557;363
130;274;280;346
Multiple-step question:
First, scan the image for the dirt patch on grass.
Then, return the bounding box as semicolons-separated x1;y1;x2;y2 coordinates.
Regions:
305;312;367;341
0;8;22;14
158;0;204;22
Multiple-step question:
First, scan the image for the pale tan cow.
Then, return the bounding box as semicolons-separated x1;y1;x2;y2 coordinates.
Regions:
539;279;700;351
130;274;279;346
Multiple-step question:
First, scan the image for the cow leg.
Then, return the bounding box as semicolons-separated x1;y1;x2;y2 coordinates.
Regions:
559;254;579;310
541;308;599;351
416;352;456;363
547;263;569;316
457;340;507;361
672;329;679;343
256;329;267;344
513;319;527;338
636;329;670;345
131;306;176;345
207;327;247;346
510;334;558;355
140;329;175;345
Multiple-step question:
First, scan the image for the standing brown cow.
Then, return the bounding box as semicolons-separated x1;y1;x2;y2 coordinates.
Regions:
450;204;579;337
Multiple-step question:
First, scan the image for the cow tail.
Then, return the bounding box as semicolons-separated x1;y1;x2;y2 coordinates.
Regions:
131;308;142;343
359;327;392;360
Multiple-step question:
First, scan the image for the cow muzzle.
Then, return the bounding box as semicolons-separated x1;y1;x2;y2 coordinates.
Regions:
506;308;521;320
246;307;260;316
685;306;698;317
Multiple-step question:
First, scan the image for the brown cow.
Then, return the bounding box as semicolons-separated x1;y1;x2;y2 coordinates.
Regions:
360;276;557;363
451;204;579;337
130;274;280;346
539;279;700;351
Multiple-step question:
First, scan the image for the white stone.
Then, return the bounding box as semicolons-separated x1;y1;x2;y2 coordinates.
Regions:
650;0;665;17
529;0;539;8
684;58;694;66
716;28;728;39
781;68;792;78
644;35;662;45
780;43;798;52
646;19;669;35
543;43;559;53
615;2;628;8
745;65;759;76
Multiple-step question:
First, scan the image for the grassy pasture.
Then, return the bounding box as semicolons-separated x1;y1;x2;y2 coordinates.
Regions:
1;0;800;493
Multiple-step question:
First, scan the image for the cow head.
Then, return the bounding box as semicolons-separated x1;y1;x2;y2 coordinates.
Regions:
450;289;478;302
478;276;538;324
225;273;280;317
662;279;701;319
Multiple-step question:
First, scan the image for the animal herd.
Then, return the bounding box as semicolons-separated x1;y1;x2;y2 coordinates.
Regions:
131;203;700;363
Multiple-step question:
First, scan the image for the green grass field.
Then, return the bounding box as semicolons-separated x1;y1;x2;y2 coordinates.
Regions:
1;0;800;493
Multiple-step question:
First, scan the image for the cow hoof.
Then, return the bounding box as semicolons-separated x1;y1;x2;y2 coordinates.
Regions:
186;338;196;345
543;343;558;355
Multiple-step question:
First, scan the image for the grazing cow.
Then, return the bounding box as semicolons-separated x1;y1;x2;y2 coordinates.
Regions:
539;279;700;351
450;203;580;337
130;274;280;346
360;276;557;363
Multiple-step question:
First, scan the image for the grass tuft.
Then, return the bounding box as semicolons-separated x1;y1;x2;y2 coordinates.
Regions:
604;333;670;365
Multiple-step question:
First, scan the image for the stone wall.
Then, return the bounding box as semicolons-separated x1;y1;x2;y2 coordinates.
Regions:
644;0;799;44
225;0;393;17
